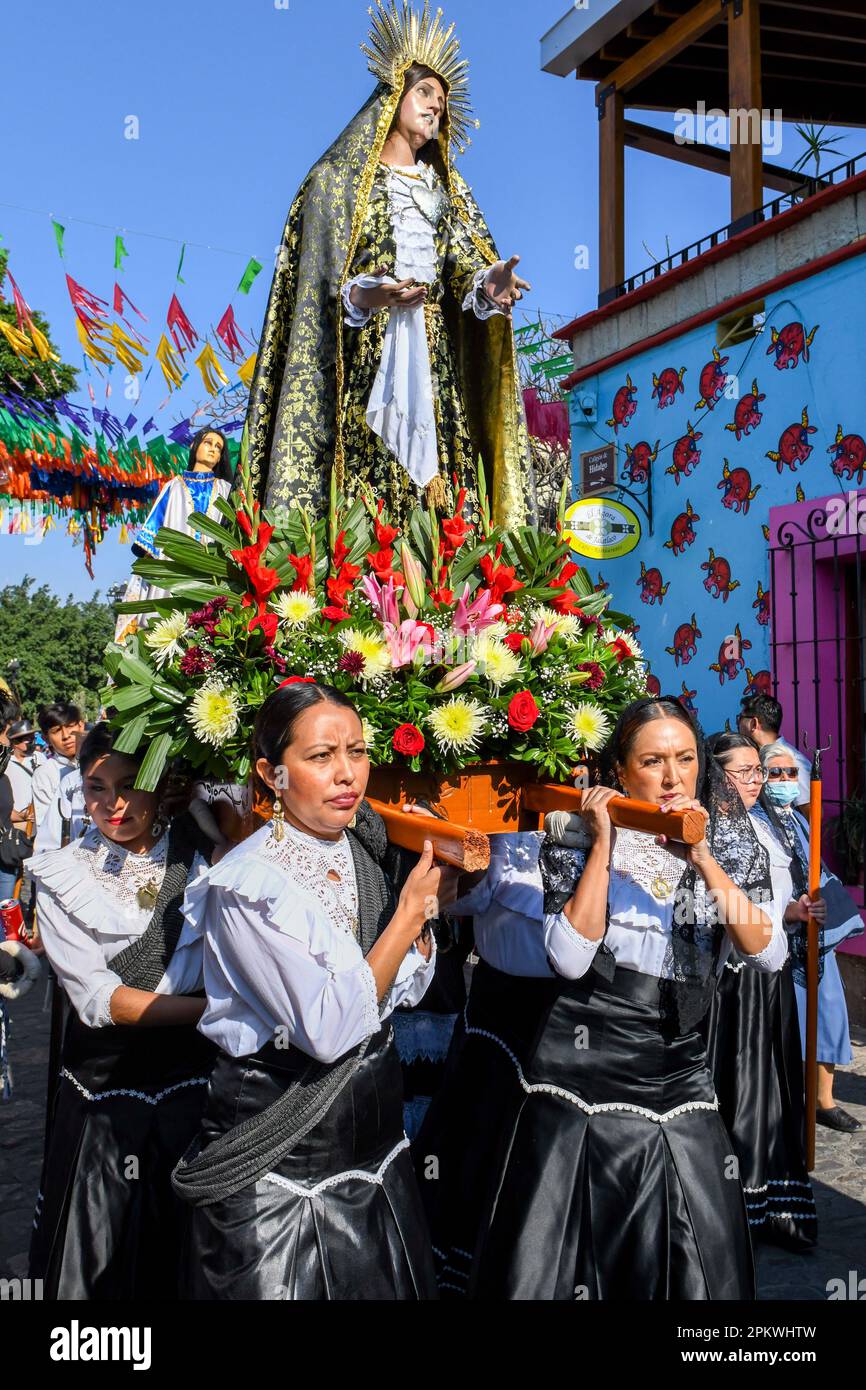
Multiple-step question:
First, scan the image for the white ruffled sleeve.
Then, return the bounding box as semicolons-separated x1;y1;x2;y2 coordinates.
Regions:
29;857;122;1028
342;274;390;328
389;937;437;1012
463;265;509;321
543;911;602;981
184;851;383;1063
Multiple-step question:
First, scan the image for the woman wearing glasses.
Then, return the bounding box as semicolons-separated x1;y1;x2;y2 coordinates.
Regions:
759;742;861;1135
704;733;817;1250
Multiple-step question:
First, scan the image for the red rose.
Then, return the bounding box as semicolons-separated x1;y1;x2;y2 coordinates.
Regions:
321;604;350;625
609;637;633;665
249;612;279;644
280;676;316;687
504;631;526;654
393;724;426;757
508;691;540;733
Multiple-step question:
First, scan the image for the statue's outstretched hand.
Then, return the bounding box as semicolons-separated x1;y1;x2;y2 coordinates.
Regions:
484;255;532;315
350;272;429;311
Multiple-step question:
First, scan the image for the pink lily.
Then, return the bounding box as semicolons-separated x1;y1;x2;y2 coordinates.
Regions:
361;574;401;626
383;619;432;670
452;584;504;637
435;661;477;694
529;615;559;656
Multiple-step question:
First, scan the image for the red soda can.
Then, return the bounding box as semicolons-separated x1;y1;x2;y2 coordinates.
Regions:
0;898;25;942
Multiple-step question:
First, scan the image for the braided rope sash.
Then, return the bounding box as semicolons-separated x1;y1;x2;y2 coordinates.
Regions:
172;833;395;1207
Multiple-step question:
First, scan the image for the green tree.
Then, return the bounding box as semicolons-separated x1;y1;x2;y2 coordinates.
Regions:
0;247;78;402
0;578;113;718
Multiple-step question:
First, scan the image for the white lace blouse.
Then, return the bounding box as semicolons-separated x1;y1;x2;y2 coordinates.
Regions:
26;826;207;1028
453;827;788;982
183;822;436;1064
341;161;504;490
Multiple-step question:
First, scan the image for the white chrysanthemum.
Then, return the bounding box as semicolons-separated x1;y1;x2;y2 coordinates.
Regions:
272;590;317;628
483;620;509;641
535;604;581;642
569;702;612;753
339;629;391;682
187;683;241;748
616;631;643;660
144;611;188;669
472;634;521;690
361;718;379;750
427;698;487;754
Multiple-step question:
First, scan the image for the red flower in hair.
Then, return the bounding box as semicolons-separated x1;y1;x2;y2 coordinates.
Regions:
280;676;316;687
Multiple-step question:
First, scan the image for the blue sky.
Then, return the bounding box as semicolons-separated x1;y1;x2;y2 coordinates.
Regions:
0;0;856;602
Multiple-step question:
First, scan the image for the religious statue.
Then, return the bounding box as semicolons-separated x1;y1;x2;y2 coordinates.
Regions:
115;427;233;642
241;0;535;528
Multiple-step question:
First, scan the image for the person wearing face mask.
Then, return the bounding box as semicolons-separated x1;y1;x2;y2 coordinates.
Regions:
25;723;218;1299
759;741;862;1135
417;697;787;1301
115;427;234;643
703;733;817;1251
172;683;457;1300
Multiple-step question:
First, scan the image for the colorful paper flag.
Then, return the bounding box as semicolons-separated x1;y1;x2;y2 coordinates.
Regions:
176;244;186;284
194;341;229;395
237;352;257;388
114;235;129;271
237;258;263;295
166;294;197;354
51;220;66;258
155;332;184;390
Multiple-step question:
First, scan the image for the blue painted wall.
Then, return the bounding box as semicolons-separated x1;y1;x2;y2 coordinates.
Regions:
569;251;866;733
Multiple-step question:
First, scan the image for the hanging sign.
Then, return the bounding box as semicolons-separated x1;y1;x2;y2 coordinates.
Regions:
580;443;616;497
564;497;641;560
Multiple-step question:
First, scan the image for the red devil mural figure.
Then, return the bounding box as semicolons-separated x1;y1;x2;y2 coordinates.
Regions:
637;562;670;606
725;378;766;441
766;407;817;474
679;681;698;716
606;375;638;433
753;581;771;627
709;624;752;685
665;422;703;486
652;365;686;410
664;499;700;555
701;549;740;603
828;425;866;486
719;459;761;515
646;673;662;698
622;439;659;485
695;347;729;411
665;614;702;667
766;321;818;371
744;668;773;698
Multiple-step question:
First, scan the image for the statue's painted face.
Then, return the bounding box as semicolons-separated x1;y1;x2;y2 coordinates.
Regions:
397;74;447;149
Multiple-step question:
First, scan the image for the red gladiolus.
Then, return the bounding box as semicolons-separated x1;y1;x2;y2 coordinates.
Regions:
429;567;454;607
480;549;524;605
508;691;540;733
368;548;401;584
290;554;313;594
393;724;425;757
441;514;473;561
549;590;587;618
236;510;253;540
327;563;361;606
609;637;633;665
374;519;399;550
552;560;581;588
249;612;279;644
231;523;280;604
332;530;349;569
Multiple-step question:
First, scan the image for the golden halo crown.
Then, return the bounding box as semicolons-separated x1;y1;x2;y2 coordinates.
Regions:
361;0;479;155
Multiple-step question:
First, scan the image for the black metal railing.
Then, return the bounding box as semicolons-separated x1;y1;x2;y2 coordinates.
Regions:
599;150;866;308
769;505;866;887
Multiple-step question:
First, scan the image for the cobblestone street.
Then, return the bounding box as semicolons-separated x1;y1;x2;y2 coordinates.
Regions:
2;979;865;1298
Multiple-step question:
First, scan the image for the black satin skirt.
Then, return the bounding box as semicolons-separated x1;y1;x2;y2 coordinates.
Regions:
29;1010;216;1300
182;1023;438;1301
704;958;817;1251
417;960;755;1301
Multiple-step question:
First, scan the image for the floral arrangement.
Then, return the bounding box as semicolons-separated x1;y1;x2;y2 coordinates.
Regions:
104;460;647;791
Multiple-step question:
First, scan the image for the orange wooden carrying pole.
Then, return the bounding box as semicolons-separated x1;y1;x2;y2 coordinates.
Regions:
521;783;706;845
805;773;821;1172
365;798;491;872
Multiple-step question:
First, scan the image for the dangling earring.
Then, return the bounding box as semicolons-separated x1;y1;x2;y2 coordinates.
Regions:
151;803;168;839
271;796;286;843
